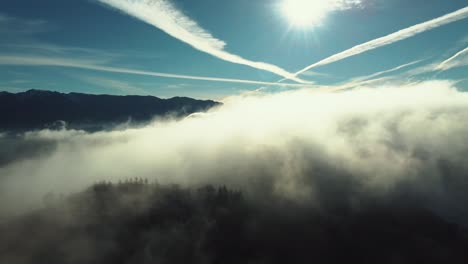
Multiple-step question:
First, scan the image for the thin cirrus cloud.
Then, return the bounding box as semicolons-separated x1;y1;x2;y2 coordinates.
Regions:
0;54;311;88
436;46;468;71
351;59;424;83
338;48;468;92
81;76;152;95
0;13;50;35
97;0;307;84
290;6;468;78
400;48;468;78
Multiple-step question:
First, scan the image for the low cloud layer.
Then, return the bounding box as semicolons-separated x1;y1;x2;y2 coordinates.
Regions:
1;80;468;224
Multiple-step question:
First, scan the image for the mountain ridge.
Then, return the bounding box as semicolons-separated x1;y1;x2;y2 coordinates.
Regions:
0;89;220;132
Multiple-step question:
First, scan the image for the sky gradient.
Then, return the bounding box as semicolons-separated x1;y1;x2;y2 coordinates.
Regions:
0;0;467;99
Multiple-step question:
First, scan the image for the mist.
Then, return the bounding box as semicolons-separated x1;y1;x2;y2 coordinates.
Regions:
1;80;468;223
2;80;468;263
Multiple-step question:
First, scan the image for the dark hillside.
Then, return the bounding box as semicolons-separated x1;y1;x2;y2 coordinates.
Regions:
1;181;467;264
0;90;220;131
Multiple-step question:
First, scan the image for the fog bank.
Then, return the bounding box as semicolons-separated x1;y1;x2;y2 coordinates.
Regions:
1;80;468;223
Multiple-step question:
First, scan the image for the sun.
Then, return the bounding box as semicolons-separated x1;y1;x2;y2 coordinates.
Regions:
280;0;331;28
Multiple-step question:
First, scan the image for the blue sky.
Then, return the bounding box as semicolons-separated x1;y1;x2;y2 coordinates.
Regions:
0;0;467;99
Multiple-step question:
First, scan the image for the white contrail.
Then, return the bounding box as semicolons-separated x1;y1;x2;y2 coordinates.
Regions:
291;6;468;78
0;55;311;88
436;46;468;70
97;0;307;83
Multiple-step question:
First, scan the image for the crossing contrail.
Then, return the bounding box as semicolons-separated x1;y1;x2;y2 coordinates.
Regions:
290;6;468;78
97;0;307;83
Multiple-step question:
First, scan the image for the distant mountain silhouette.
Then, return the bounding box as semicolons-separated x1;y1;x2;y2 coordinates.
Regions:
0;90;220;131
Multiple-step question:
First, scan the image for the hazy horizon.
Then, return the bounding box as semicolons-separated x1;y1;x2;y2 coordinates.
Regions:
0;1;467;100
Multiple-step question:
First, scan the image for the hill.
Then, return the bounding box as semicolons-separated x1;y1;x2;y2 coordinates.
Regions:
1;182;467;264
0;90;220;131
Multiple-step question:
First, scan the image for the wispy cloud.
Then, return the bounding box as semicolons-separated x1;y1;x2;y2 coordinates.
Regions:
402;49;468;78
331;0;364;9
96;0;307;83
349;59;424;83
0;13;52;35
291;6;468;78
436;46;468;71
0;43;117;56
0;14;8;22
80;76;151;95
337;49;468;91
0;54;312;88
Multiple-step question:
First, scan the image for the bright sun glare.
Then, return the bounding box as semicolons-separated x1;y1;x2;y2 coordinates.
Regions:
280;0;331;28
